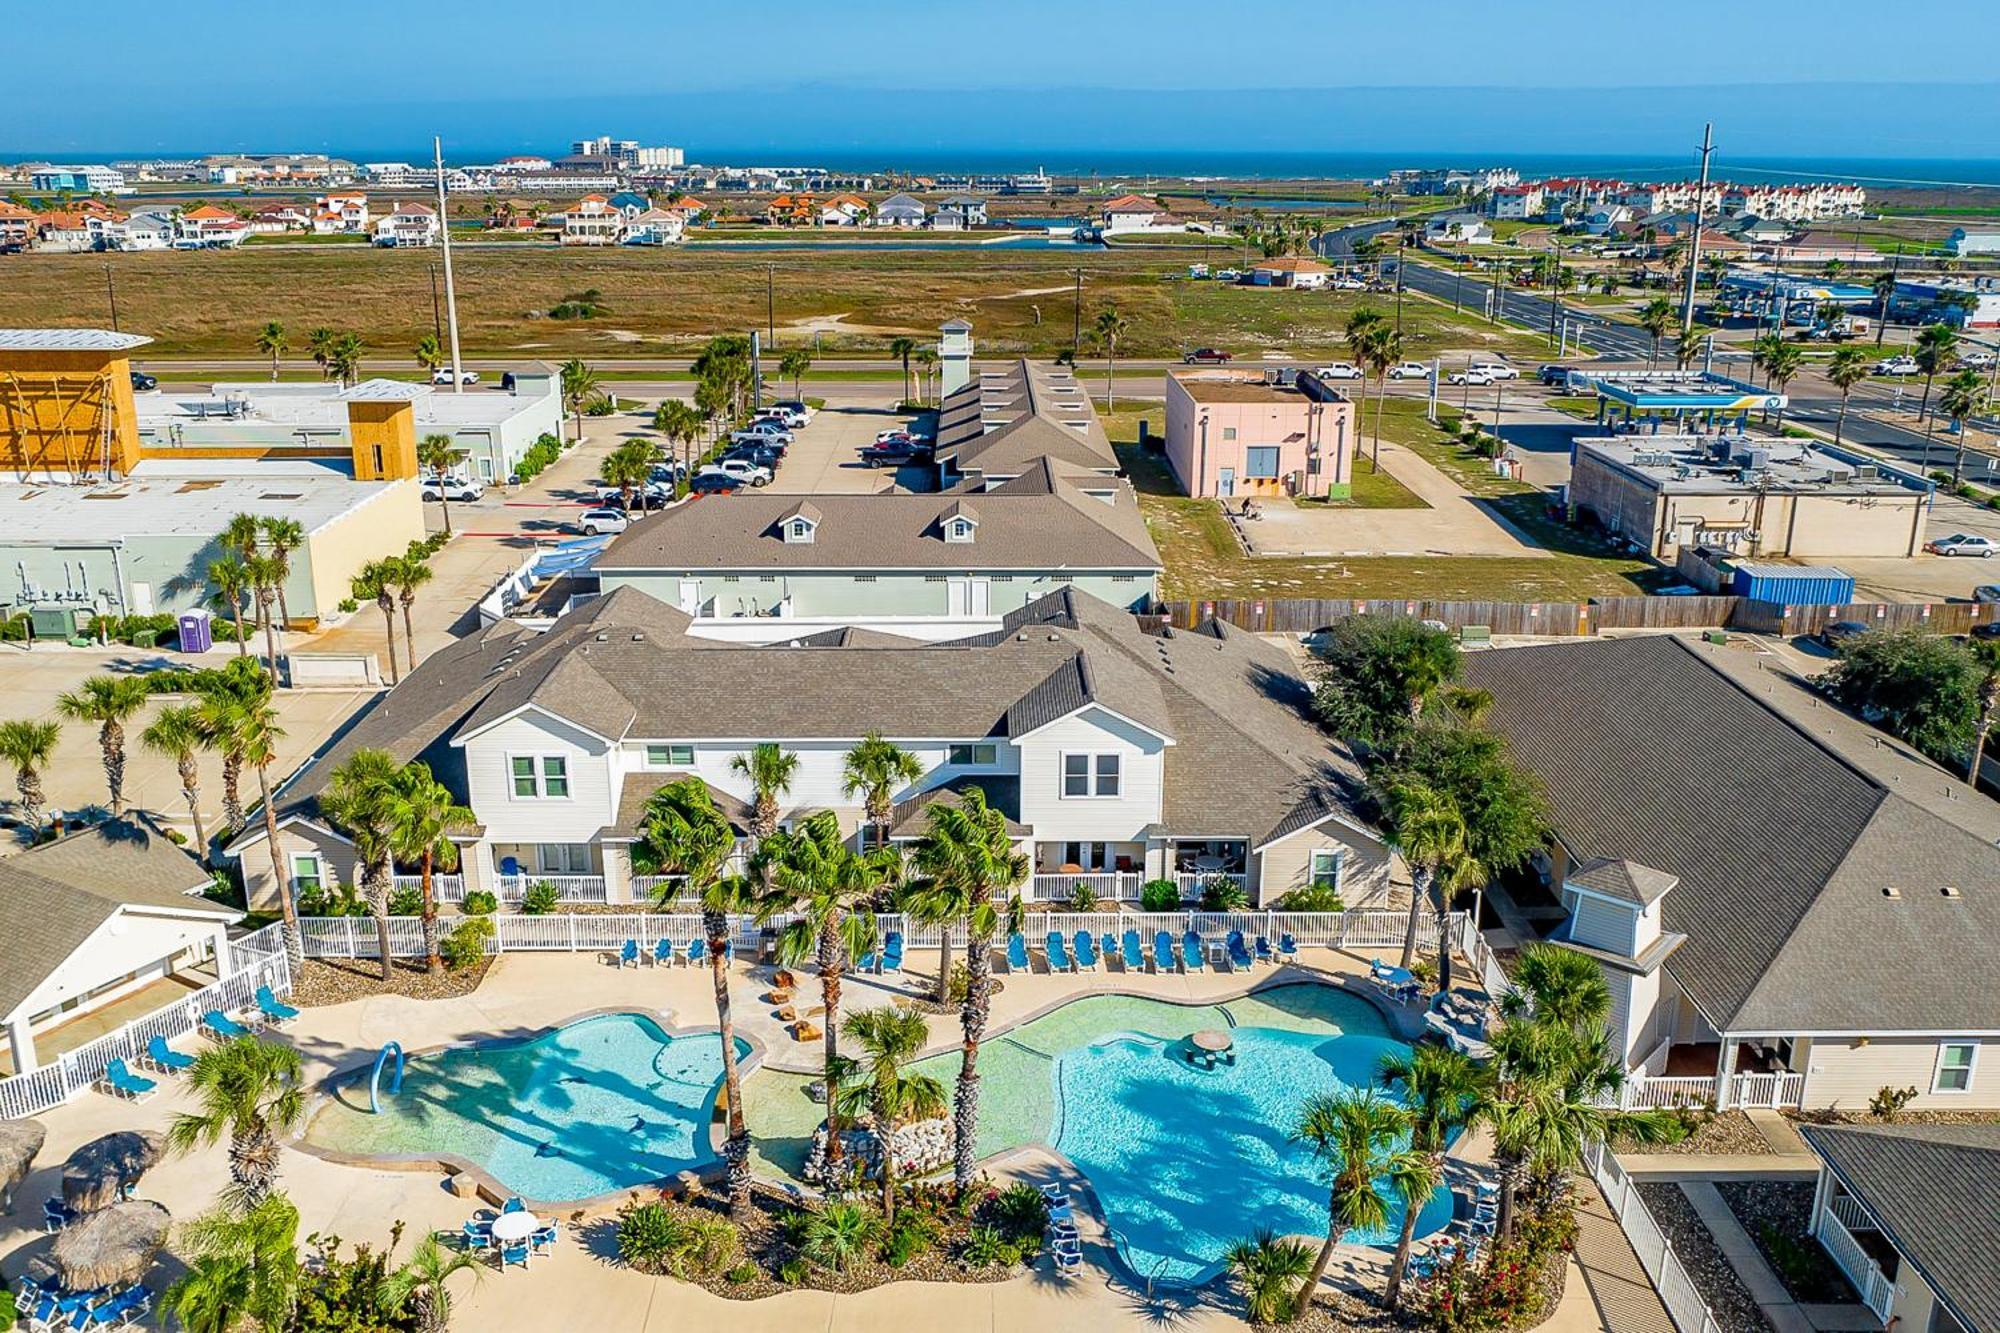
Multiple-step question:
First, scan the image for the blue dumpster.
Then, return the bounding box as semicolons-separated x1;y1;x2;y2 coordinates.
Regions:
176;609;214;654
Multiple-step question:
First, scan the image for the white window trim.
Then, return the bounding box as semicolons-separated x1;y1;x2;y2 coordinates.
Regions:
1308;848;1345;891
290;853;325;892
645;743;695;768
1059;752;1121;799
508;752;572;800
1932;1041;1978;1094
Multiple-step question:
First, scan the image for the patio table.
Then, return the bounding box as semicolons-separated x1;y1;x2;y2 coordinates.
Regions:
489;1211;540;1245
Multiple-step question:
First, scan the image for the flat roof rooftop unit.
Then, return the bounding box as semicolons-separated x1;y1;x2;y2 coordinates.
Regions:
0;329;153;352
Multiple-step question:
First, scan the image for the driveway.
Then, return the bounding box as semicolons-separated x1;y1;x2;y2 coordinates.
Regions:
1248;441;1547;558
765;403;934;494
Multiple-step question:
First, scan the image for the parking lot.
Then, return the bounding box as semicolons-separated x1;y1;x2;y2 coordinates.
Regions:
765;403;935;494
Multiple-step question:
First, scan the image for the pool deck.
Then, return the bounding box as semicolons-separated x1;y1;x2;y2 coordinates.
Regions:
0;946;1631;1332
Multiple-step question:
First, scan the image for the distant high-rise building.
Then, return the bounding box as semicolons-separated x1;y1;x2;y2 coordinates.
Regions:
570;136;684;170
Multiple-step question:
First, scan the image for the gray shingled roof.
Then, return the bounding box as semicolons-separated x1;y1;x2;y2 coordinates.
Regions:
1462;636;2000;1034
888;777;1029;839
934;360;1119;478
1569;858;1678;906
0;819;237;1021
597;772;756;841
1799;1123;2000;1332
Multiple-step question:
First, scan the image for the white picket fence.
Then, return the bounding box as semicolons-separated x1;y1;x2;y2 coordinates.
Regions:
1620;1069;1806;1111
1583;1141;1726;1333
1817;1197;1897;1320
0;925;294;1121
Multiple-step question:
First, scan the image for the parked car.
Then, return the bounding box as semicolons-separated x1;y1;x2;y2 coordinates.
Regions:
500;371;518;391
1330;276;1367;291
430;368;480;385
1816;620;1871;650
595;481;672;509
730;421;792;446
1958;351;1998;371
574;507;631;536
1314;362;1364;380
1386;362;1431;380
1469;360;1519;380
860;438;927;468
129;370;157;391
699;458;772;486
1874;355;1920;376
1448;368;1496;386
1537;364;1573;386
771;399;816;422
420;477;484;503
687;472;741;495
1974;584;2000;603
1972;620;2000;640
1927;533;2000;558
725;444;782;472
757;405;810;429
1183;348;1233;365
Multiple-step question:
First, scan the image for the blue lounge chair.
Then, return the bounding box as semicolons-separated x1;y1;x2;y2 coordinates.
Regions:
1044;931;1074;973
91;1285;151;1327
1072;931;1099;971
1120;930;1144;971
144;1035;194;1074
686;938;707;966
1277;933;1299;961
500;1243;531;1270
1182;930;1207;972
1152;931;1179;974
652;939;674;966
201;1010;250;1040
855;943;878;972
1005;933;1030;973
531;1222;559;1251
101;1058;157;1102
1255;935;1275;964
1101;932;1118;968
255;986;299;1024
879;932;904;975
1225;930;1254;970
618;939;639;968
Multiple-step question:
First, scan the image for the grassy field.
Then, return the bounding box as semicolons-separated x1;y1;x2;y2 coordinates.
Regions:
6;243;1553;362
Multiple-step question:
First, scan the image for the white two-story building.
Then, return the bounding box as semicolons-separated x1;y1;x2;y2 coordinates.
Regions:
229;585;1392;913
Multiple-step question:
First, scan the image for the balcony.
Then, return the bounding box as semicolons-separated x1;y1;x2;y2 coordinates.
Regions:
1815;1194;1895;1323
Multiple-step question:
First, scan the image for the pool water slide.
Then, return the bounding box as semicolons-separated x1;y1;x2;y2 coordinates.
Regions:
369;1042;405;1114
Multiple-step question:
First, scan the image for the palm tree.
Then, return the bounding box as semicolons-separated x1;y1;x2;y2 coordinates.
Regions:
1969;640;2000;788
164;1195;300;1333
383;1231;484;1333
1093;307;1129;411
559;359;597;440
320;747;402;980
1914;322;1960;423
1871;270;1898;346
756;811;899;1136
237;697;302;966
914;346;938;405
841;731;922;849
1674;325;1712;373
208;555;253;659
328;333;364;387
1291;1089;1428;1317
1826;345;1871;447
307;326;338;378
1377;1045;1482;1304
832;1006;945;1223
166;1035;305;1209
1637;296;1675;368
1941;368;1989;485
383;761;472;973
602;438;654;513
351;560;402;684
56;674;150;816
142;704;211;860
887;336;917;405
0;718;60;841
255;321;287;382
780;348;812;402
1225;1229;1315;1326
189;658;268;835
907;787;1027;1195
633;777;758;1215
1383;779;1468;976
260;516;305;636
730;742;798;850
416;434;465;533
413;333;445;377
1357;322;1402;472
653;400;703;487
245;551;285;681
1762;343;1804;431
389;551;433;672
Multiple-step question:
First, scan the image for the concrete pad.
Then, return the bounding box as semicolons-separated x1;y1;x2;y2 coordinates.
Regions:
765;403;933;495
1244;441;1547;558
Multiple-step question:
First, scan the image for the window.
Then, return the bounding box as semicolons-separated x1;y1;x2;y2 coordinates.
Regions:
948;743;997;766
946;519;974;543
1244;446;1281;479
788;519;814;542
1220;427;1237;441
1309;849;1345;890
646;743;695;768
1062;753;1120;798
1935;1043;1978;1093
535;843;593;874
511;755;570;798
291;855;323;893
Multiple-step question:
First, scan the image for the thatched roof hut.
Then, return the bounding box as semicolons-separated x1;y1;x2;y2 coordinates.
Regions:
52;1200;170;1292
0;1118;47;1211
61;1131;164;1214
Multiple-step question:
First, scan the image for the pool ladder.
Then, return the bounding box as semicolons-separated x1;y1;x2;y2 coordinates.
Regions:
369;1042;405;1114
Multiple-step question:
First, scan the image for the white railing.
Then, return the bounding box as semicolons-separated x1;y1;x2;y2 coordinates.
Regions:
1730;1070;1806;1109
1173;871;1248;898
1027;872;1141;902
0;924;293;1121
495;874;609;904
1584;1141;1726;1333
630;875;691;903
1621;1075;1719;1110
392;873;465;902
1815;1203;1896;1322
1829;1194;1876;1233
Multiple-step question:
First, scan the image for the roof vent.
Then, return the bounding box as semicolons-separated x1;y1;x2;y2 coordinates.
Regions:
595;632;609;642
1881;886;1901;900
1046;633;1059;642
631;633;644;642
1941;885;1962;898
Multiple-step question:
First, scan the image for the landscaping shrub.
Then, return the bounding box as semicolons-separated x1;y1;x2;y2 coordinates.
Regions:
958;1224;1020;1269
776;1258;808;1286
387;885;423;916
944;961;1005;1005
519;880;560;915
799;1202;882;1273
989;1183;1048;1240
881;1213;936;1268
1066;882;1100;912
724;1260;758;1285
337;597;359;614
1869;1085;1919;1120
0;614;28;642
461;889;498;916
440;917;493;970
1140;878;1180;912
1200;876;1250;912
513;433;562;483
297;881;366;918
616;1200;736;1278
1274;883;1344;912
0;1286;18;1331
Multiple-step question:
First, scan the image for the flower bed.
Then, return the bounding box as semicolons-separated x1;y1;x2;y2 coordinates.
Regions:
1713;1181;1858;1306
290;955;492;1007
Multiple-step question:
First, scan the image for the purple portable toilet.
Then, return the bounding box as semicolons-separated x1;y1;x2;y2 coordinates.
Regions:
176;608;214;654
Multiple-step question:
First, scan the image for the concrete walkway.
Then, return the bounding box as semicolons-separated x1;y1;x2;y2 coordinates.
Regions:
1678;1184;1877;1333
1572;1182;1677;1333
1621;1112;1818;1181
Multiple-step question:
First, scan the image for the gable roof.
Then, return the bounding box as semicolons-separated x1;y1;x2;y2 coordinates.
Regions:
1101;193;1158;212
934;359;1120;477
1568;858;1678;906
1461;636;2000;1034
0;819;236;1021
1799;1123;2000;1332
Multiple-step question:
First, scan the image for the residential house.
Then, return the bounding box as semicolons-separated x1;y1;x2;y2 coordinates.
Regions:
31;211;97;252
621;209;685;245
1459;635;2000;1113
1424;211;1493;245
105;209;176;251
558;195;625;245
227;583;1393;913
1797;1123;1999;1331
1580;205;1633;235
173;204;250;248
874;193;927;227
0;201;34;250
1;818;241;1077
593;463;1161;636
762;194;819;226
250;201;312;234
312;191;370;233
816;193;870;226
1099;193;1160;232
933;359;1122;490
1489;184;1546;219
932;195;988;229
1164;371;1355;499
372;202;439;247
1248;256;1333;289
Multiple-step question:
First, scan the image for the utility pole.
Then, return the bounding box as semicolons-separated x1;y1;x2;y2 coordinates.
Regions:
1072;268;1083;363
104;264;119;332
433;136;465;394
766;263;776;346
1394;238;1407;336
1546;236;1562;349
1680;122;1715;337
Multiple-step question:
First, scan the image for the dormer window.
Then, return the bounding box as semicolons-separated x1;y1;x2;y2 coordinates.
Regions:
947;518;974;543
787;518;815;543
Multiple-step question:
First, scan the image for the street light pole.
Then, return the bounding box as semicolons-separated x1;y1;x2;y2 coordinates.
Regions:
432;135;465;395
1680;122;1715;337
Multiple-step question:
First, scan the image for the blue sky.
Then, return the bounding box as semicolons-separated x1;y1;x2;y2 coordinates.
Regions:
12;0;2000;159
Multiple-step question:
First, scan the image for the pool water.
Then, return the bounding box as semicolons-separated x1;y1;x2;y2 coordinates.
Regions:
306;1013;749;1202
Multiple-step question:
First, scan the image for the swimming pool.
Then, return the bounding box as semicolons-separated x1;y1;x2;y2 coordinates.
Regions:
304;1013;750;1203
739;982;1451;1284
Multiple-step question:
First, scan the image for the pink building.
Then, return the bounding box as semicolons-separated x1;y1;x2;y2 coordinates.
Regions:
1164;373;1355;499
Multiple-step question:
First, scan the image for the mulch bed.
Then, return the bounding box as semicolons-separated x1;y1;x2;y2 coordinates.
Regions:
1635;1183;1773;1333
290;956;493;1007
1612;1110;1767;1156
1788;1108;2000;1127
1713;1181;1859;1306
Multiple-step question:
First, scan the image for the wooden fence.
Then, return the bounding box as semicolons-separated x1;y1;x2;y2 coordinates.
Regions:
1735;598;2000;638
1164;595;1995;639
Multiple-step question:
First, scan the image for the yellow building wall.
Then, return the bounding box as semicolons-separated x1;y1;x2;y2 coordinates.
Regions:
0;348;143;476
346;400;418;480
302;480;425;623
